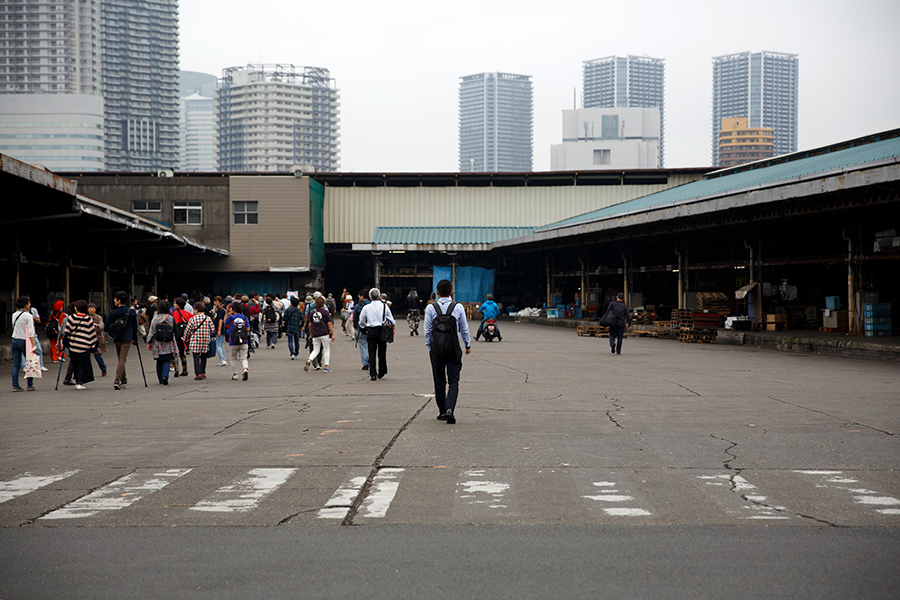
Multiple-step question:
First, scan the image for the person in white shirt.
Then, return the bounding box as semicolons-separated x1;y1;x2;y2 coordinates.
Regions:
358;287;395;381
11;296;38;391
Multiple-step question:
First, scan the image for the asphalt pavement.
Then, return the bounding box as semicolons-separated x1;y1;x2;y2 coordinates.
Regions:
2;322;898;598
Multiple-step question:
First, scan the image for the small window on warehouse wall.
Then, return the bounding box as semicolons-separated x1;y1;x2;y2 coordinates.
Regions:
173;201;202;225
233;201;259;224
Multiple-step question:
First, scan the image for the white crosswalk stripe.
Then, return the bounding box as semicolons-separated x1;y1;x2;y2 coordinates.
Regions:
2;467;897;524
190;468;297;513
41;469;191;520
0;471;80;504
317;468;370;519
357;468;404;518
582;480;652;517
795;470;900;516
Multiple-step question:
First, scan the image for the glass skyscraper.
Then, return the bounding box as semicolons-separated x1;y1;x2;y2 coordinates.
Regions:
101;0;180;171
711;51;798;166
582;56;665;166
458;72;533;172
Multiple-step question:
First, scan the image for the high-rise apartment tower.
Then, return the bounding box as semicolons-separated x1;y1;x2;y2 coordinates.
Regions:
711;51;798;166
101;0;180;171
0;0;105;171
216;64;341;173
582;55;665;166
458;72;533;172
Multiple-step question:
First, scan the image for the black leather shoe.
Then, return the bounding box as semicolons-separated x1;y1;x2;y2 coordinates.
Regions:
437;413;449;421
361;365;369;370
371;376;377;381
377;374;385;379
610;347;615;354
445;409;456;424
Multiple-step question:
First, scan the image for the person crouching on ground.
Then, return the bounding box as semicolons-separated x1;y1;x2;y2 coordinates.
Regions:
63;299;97;390
304;296;335;373
424;279;471;424
182;301;216;380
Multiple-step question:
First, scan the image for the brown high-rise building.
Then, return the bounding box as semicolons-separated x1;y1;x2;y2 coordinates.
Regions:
717;118;775;167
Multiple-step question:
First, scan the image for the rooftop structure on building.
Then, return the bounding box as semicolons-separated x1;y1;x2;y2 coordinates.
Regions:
711;50;798;166
551;107;660;171
216;64;341;173
0;0;105;171
101;0;180;172
458;72;533;172
583;55;665;166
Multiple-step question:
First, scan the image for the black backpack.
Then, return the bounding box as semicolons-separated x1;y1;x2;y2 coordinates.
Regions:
174;310;190;339
46;316;59;338
108;311;129;340
431;302;460;359
264;305;277;324
155;319;174;342
231;317;249;345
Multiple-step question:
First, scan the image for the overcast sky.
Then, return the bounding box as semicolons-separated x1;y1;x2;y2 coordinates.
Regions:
180;0;900;172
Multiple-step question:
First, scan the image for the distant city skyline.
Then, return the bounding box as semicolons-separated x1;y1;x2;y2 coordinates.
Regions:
174;1;897;172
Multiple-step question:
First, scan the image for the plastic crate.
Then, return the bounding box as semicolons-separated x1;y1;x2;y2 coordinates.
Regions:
863;303;891;311
826;296;841;309
864;322;892;331
865;330;892;337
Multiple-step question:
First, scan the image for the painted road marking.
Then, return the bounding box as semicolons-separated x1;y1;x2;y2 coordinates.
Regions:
190;468;297;513
41;469;191;520
794;470;900;516
456;469;516;516
317;468;370;519
582;479;652;517
0;471;80;504
357;468;404;518
697;473;791;520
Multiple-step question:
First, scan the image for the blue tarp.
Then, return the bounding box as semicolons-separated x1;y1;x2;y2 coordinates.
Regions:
432;266;494;303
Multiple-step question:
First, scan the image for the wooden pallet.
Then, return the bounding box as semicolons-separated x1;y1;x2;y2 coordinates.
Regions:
577;325;607;336
679;336;716;344
818;327;849;333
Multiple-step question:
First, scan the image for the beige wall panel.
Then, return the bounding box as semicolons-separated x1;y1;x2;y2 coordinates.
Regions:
323;173;703;244
225;176;310;272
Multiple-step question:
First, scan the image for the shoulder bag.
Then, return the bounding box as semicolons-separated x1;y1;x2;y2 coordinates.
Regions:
379;301;395;344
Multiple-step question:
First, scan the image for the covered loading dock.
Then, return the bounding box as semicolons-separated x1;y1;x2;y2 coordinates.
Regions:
0;154;227;329
492;129;900;332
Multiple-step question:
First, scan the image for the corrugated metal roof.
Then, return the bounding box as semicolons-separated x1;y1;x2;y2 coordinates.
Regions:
373;226;535;245
539;132;900;232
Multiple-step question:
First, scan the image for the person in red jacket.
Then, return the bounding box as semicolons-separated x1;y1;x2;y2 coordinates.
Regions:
48;299;67;363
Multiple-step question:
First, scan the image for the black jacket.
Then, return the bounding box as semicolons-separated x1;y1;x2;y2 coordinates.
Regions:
608;300;632;329
105;305;138;342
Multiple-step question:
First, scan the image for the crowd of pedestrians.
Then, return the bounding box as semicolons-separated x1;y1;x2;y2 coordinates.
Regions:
9;284;493;427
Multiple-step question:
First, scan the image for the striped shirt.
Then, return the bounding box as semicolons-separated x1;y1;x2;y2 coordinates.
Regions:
64;312;98;353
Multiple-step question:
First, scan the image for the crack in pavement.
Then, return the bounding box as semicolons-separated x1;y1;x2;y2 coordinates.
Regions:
339;396;433;526
606;397;625;429
710;434;841;527
212;399;302;436
767;395;895;436
473;356;530;383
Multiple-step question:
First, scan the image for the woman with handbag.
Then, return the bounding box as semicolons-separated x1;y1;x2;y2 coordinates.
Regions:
62;299;98;390
182;301;216;381
148;300;177;385
358;288;395;381
303;296;335;373
87;303;109;378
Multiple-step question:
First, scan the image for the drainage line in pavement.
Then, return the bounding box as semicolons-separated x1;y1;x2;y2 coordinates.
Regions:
341;396;433;526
